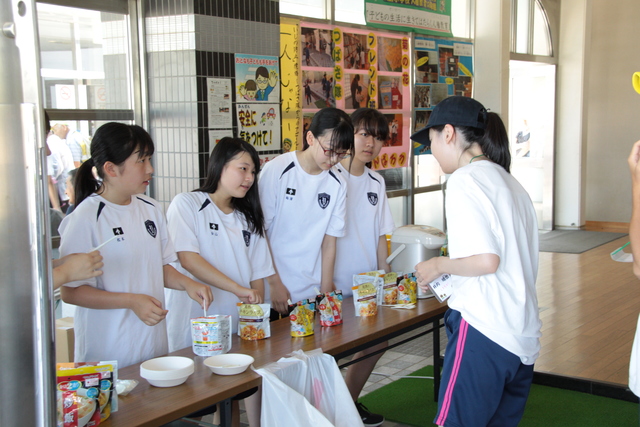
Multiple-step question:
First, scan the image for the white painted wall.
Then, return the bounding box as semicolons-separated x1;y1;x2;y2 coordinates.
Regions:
554;0;591;228
584;0;640;223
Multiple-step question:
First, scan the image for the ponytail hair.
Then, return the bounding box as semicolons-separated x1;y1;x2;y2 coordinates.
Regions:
303;107;354;155
478;112;511;173
434;112;511;173
74;123;155;206
195;137;266;237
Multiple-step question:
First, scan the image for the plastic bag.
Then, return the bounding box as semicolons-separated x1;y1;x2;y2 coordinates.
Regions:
256;349;363;427
630;314;640;396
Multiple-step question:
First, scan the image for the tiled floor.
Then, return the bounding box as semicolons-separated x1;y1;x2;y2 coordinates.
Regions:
191;325;447;427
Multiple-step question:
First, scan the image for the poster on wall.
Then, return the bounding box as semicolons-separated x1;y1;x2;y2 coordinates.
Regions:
364;0;452;37
206;78;232;129
297;21;411;171
234;54;280;102
236;103;281;151
412;36;473;156
208;130;234;146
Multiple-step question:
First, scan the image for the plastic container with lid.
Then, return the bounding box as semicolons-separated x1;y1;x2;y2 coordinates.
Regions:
386;225;446;275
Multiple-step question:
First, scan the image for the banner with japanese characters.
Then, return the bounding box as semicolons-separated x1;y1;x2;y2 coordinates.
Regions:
236;103;281;151
412;36;473;156
299;21;411;170
364;0;452;37
280;18;302;152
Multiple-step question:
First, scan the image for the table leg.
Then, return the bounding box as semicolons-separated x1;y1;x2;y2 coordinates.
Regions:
219;398;232;427
433;318;440;402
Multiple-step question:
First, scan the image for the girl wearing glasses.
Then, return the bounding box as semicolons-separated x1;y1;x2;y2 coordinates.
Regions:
259;107;355;315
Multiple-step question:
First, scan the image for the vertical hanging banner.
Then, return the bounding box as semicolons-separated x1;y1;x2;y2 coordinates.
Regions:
280;18;302;152
364;0;452;37
412;36;473;156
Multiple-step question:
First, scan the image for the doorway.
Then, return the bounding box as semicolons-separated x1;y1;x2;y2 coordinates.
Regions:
509;60;556;230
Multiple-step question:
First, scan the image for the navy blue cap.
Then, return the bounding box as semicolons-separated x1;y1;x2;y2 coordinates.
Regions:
411;96;487;145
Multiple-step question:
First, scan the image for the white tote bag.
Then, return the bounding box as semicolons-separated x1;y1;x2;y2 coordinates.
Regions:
256;349;363;427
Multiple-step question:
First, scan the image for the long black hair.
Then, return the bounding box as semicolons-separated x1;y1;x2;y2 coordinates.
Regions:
195;137;266;237
74;122;155;206
303;107;354;155
431;112;511;173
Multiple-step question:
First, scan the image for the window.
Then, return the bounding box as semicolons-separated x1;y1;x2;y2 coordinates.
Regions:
512;0;552;56
37;1;138;139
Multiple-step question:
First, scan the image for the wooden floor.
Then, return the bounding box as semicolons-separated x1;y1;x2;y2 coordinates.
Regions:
535;235;637;386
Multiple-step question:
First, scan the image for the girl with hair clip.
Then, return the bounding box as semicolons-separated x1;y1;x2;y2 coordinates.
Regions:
334;108;394;427
165;136;274;347
259;107;354;315
411;96;542;427
59;122;212;369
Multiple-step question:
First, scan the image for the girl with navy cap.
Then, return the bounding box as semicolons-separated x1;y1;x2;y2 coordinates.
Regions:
411;96;542;427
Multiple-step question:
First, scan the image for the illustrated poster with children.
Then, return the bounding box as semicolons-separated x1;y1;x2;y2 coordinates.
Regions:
235;54;280;102
298;22;411;171
412;36;473;156
234;54;281;152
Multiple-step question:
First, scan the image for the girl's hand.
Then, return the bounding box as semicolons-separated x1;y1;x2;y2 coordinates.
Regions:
185;280;214;311
53;251;104;289
130;294;168;326
414;258;441;290
237;287;262;304
269;279;291;315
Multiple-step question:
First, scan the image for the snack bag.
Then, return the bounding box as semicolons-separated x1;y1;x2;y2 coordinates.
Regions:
56;361;117;427
237;303;271;340
290;300;316;337
382;272;398;305
352;276;378;317
318;291;343;326
397;274;417;304
358;271;385;306
190;315;232;356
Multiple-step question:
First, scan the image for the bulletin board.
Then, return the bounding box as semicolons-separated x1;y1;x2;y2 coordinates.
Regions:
412;36;473;156
294;21;411;170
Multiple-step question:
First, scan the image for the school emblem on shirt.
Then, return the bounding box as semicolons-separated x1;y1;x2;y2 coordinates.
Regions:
210;223;219;231
286;187;296;201
367;192;378;206
145;220;157;238
318;193;330;209
242;230;251;247
112;227;124;236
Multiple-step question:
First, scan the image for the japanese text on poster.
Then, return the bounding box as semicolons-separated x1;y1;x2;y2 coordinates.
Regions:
236;103;281;151
207;78;232;129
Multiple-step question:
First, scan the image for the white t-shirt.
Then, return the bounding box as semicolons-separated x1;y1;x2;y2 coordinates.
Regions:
259;151;347;303
164;192;275;351
47;134;75;201
445;161;542;365
333;164;395;296
59;194;175;368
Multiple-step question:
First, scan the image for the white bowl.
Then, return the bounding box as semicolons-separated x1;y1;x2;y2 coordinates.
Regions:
204;354;254;375
140;356;194;387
